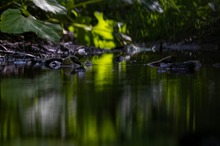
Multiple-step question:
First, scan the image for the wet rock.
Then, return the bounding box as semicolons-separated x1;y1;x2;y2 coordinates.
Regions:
77;47;87;56
115;56;125;62
85;61;92;67
61;57;79;68
42;55;83;69
123;44;140;55
115;55;131;62
62;57;74;66
61;42;77;55
43;58;63;69
13;59;30;65
69;56;82;67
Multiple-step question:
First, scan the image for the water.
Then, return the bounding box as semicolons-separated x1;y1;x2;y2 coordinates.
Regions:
1;52;220;146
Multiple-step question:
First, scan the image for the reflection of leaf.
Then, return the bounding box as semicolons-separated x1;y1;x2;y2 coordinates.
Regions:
92;54;113;91
32;0;66;14
0;9;62;43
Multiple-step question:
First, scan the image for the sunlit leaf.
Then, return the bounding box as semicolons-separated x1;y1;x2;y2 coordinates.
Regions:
92;12;114;40
0;9;62;43
69;12;122;49
32;0;66;14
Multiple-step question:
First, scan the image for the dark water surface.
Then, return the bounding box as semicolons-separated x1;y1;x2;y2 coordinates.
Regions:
1;52;220;146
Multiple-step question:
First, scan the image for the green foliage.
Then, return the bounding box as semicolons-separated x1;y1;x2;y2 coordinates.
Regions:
84;0;220;42
1;0;220;46
68;11;129;49
32;0;66;14
0;0;65;43
0;9;62;43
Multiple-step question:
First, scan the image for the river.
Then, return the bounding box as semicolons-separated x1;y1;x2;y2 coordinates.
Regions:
1;52;220;146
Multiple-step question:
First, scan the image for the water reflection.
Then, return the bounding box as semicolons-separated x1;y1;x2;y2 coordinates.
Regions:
22;93;62;136
0;53;220;146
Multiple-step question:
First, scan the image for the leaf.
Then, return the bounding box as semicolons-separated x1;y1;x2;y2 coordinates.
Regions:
92;12;114;40
0;9;62;43
32;0;66;14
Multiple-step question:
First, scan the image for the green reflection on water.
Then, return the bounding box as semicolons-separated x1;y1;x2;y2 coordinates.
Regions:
1;53;220;146
92;54;114;91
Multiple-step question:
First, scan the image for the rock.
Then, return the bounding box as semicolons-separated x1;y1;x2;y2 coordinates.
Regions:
115;55;131;62
70;56;82;67
77;47;87;56
43;58;63;69
85;61;92;67
13;59;29;65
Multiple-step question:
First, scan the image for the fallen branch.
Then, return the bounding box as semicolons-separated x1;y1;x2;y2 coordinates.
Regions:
0;44;8;51
0;49;36;58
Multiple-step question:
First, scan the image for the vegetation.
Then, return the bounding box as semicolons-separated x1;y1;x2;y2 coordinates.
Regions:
0;1;220;144
0;0;220;48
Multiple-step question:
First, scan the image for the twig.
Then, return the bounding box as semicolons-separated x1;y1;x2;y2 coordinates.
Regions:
0;44;8;51
0;50;36;58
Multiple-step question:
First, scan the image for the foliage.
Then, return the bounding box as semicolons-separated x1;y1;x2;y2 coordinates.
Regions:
0;9;62;43
0;0;65;43
1;0;220;46
85;0;220;42
32;0;66;14
68;11;129;49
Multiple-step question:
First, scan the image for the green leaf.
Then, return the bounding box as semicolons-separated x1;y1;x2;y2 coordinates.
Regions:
92;12;114;40
32;0;66;14
0;9;62;43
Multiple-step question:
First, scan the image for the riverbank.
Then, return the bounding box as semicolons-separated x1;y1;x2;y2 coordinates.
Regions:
0;28;220;72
